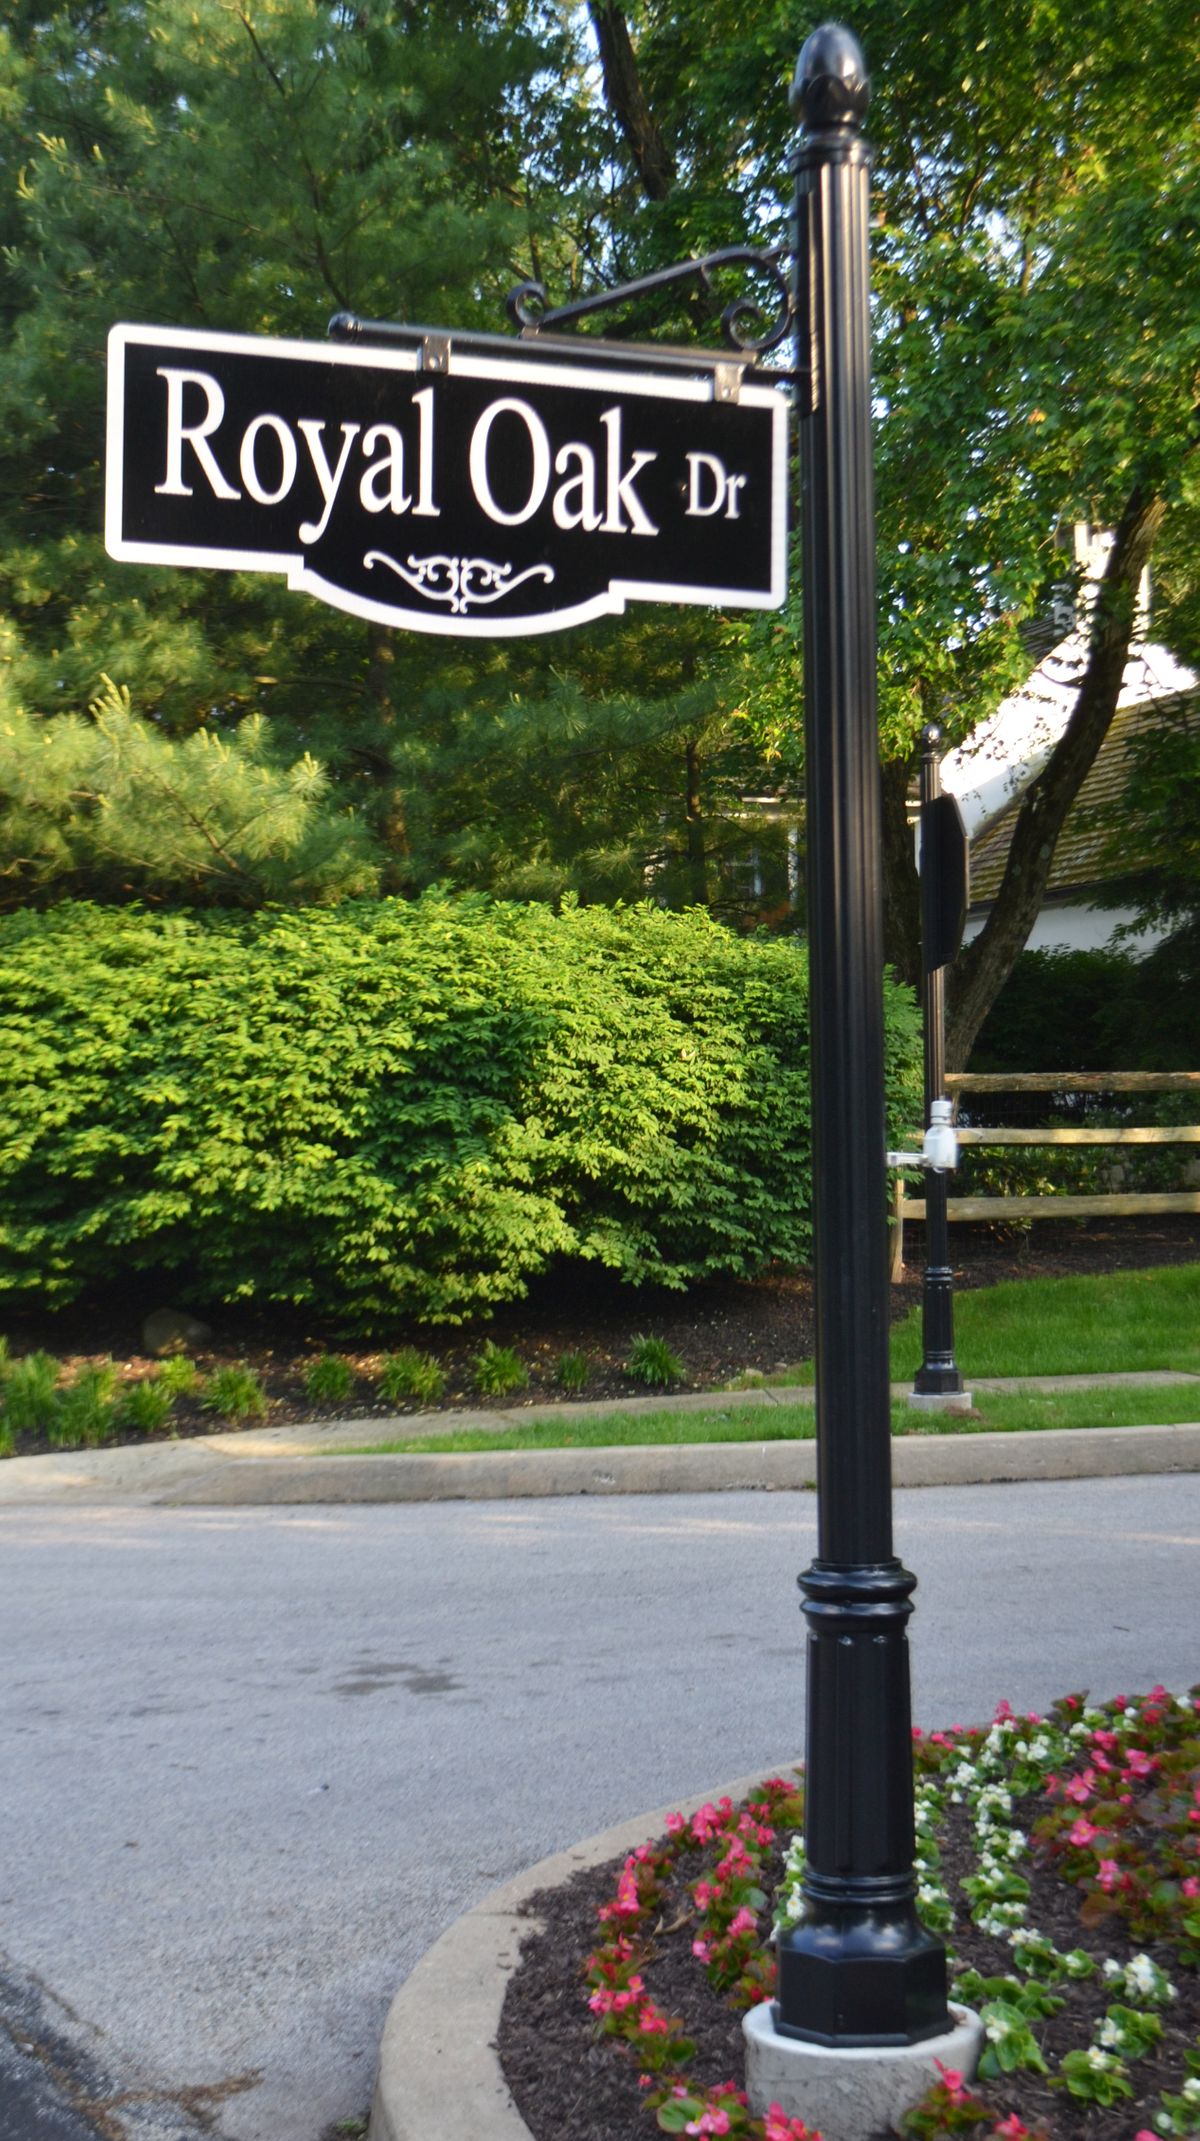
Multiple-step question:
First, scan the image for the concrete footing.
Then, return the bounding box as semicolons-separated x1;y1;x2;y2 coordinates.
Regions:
742;2000;984;2141
905;1389;974;1413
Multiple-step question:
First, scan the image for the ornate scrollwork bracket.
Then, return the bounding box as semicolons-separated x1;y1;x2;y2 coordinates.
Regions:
506;240;794;360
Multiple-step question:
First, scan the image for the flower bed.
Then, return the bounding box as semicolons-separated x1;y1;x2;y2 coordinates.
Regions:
499;1687;1200;2141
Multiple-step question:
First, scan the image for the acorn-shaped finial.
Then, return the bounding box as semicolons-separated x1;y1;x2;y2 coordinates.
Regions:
790;22;869;132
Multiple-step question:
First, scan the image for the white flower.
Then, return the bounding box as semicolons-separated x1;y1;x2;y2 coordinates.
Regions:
1103;1958;1122;1980
1182;2079;1200;2104
1088;2047;1116;2072
1098;2018;1121;2048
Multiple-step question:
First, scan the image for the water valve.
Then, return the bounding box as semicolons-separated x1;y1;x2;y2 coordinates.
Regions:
886;1097;958;1175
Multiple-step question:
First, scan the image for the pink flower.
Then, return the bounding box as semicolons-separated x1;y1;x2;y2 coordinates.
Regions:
1124;1748;1156;1777
692;1938;711;1961
1096;1858;1122;1893
1067;1817;1101;1847
934;2059;968;2102
1181;1876;1200;1898
665;1810;686;1835
685;2111;731;2136
637;2003;670;2035
1065;1769;1097;1803
992;2118;1029;2138
728;1906;758;1938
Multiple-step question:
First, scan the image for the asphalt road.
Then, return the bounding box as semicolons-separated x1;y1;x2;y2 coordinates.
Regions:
3;1476;1197;2140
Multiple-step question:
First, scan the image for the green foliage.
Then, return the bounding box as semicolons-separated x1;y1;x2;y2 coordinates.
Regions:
971;946;1200;1075
624;1335;684;1387
116;1378;175;1435
51;1362;118;1448
201;1366;267;1423
1;1349;60;1432
155;1354;199;1397
303;1355;355;1406
378;1349;446;1407
472;1342;528;1398
0;682;381;911
1054;2047;1134;2105
0;894;923;1329
555;1350;590;1393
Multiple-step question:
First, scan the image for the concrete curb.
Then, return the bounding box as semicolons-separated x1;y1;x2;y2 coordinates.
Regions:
153;1420;1200;1505
365;1768;798;2141
2;1385;1199;1507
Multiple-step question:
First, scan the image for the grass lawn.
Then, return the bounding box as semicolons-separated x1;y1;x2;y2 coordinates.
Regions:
760;1260;1200;1386
332;1376;1200;1455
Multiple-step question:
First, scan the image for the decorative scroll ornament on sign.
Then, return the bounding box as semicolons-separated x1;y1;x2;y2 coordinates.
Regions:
364;552;556;615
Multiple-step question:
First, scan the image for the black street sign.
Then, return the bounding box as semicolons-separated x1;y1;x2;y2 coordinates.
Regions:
106;324;787;638
920;789;970;973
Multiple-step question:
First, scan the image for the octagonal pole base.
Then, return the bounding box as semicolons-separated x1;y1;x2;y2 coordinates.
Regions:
775;1888;948;2047
743;1999;984;2141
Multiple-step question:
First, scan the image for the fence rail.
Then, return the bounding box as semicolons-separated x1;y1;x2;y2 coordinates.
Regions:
892;1072;1200;1275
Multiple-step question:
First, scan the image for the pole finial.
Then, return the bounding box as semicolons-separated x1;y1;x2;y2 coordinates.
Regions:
790;22;869;133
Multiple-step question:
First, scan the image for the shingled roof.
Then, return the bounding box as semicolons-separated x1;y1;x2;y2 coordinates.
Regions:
966;690;1197;909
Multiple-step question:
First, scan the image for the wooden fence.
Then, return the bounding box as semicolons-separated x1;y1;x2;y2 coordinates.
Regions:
891;1071;1200;1277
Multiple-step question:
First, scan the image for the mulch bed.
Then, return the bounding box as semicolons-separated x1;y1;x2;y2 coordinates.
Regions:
4;1214;1200;1459
498;1782;1197;2141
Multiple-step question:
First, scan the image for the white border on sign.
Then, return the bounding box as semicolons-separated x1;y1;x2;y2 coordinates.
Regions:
105;322;789;635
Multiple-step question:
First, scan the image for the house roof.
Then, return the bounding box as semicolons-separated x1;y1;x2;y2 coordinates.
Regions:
940;633;1197;844
965;692;1197;908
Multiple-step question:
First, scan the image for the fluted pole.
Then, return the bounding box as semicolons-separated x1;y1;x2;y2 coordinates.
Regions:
775;22;949;2046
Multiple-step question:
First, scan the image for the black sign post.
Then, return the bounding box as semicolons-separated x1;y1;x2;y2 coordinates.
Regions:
769;20;950;2057
914;727;969;1402
106;323;786;636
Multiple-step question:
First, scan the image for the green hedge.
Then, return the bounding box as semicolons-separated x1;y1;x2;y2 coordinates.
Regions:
0;896;921;1326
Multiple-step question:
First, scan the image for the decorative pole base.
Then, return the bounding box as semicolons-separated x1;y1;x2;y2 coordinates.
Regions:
744;2000;984;2141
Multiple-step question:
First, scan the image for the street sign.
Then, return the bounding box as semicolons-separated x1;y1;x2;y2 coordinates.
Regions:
106;324;787;638
920;789;969;972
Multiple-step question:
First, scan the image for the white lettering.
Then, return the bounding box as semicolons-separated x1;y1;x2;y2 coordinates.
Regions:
686;452;727;517
297;420;361;543
412;387;440;518
154;368;241;501
359;424;412;516
600;408;658;536
685;454;747;520
239;413;297;506
552;442;602;532
470;398;551;527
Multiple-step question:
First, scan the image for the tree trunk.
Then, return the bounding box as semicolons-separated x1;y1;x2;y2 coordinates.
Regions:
945;485;1166;1068
880;751;921;989
587;3;674;201
685;736;706;905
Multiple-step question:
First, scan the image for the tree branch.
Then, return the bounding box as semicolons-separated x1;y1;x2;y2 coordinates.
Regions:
586;2;674;202
945;484;1166;1066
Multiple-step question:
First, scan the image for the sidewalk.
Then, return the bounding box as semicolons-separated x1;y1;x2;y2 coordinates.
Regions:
1;1371;1198;1505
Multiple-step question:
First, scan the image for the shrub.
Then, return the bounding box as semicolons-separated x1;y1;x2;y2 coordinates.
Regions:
556;1350;590;1393
473;1342;528;1398
0;895;921;1329
304;1355;355;1406
51;1363;118;1448
2;1350;61;1433
378;1348;445;1406
624;1334;684;1387
116;1379;175;1435
156;1354;200;1397
201;1365;267;1422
